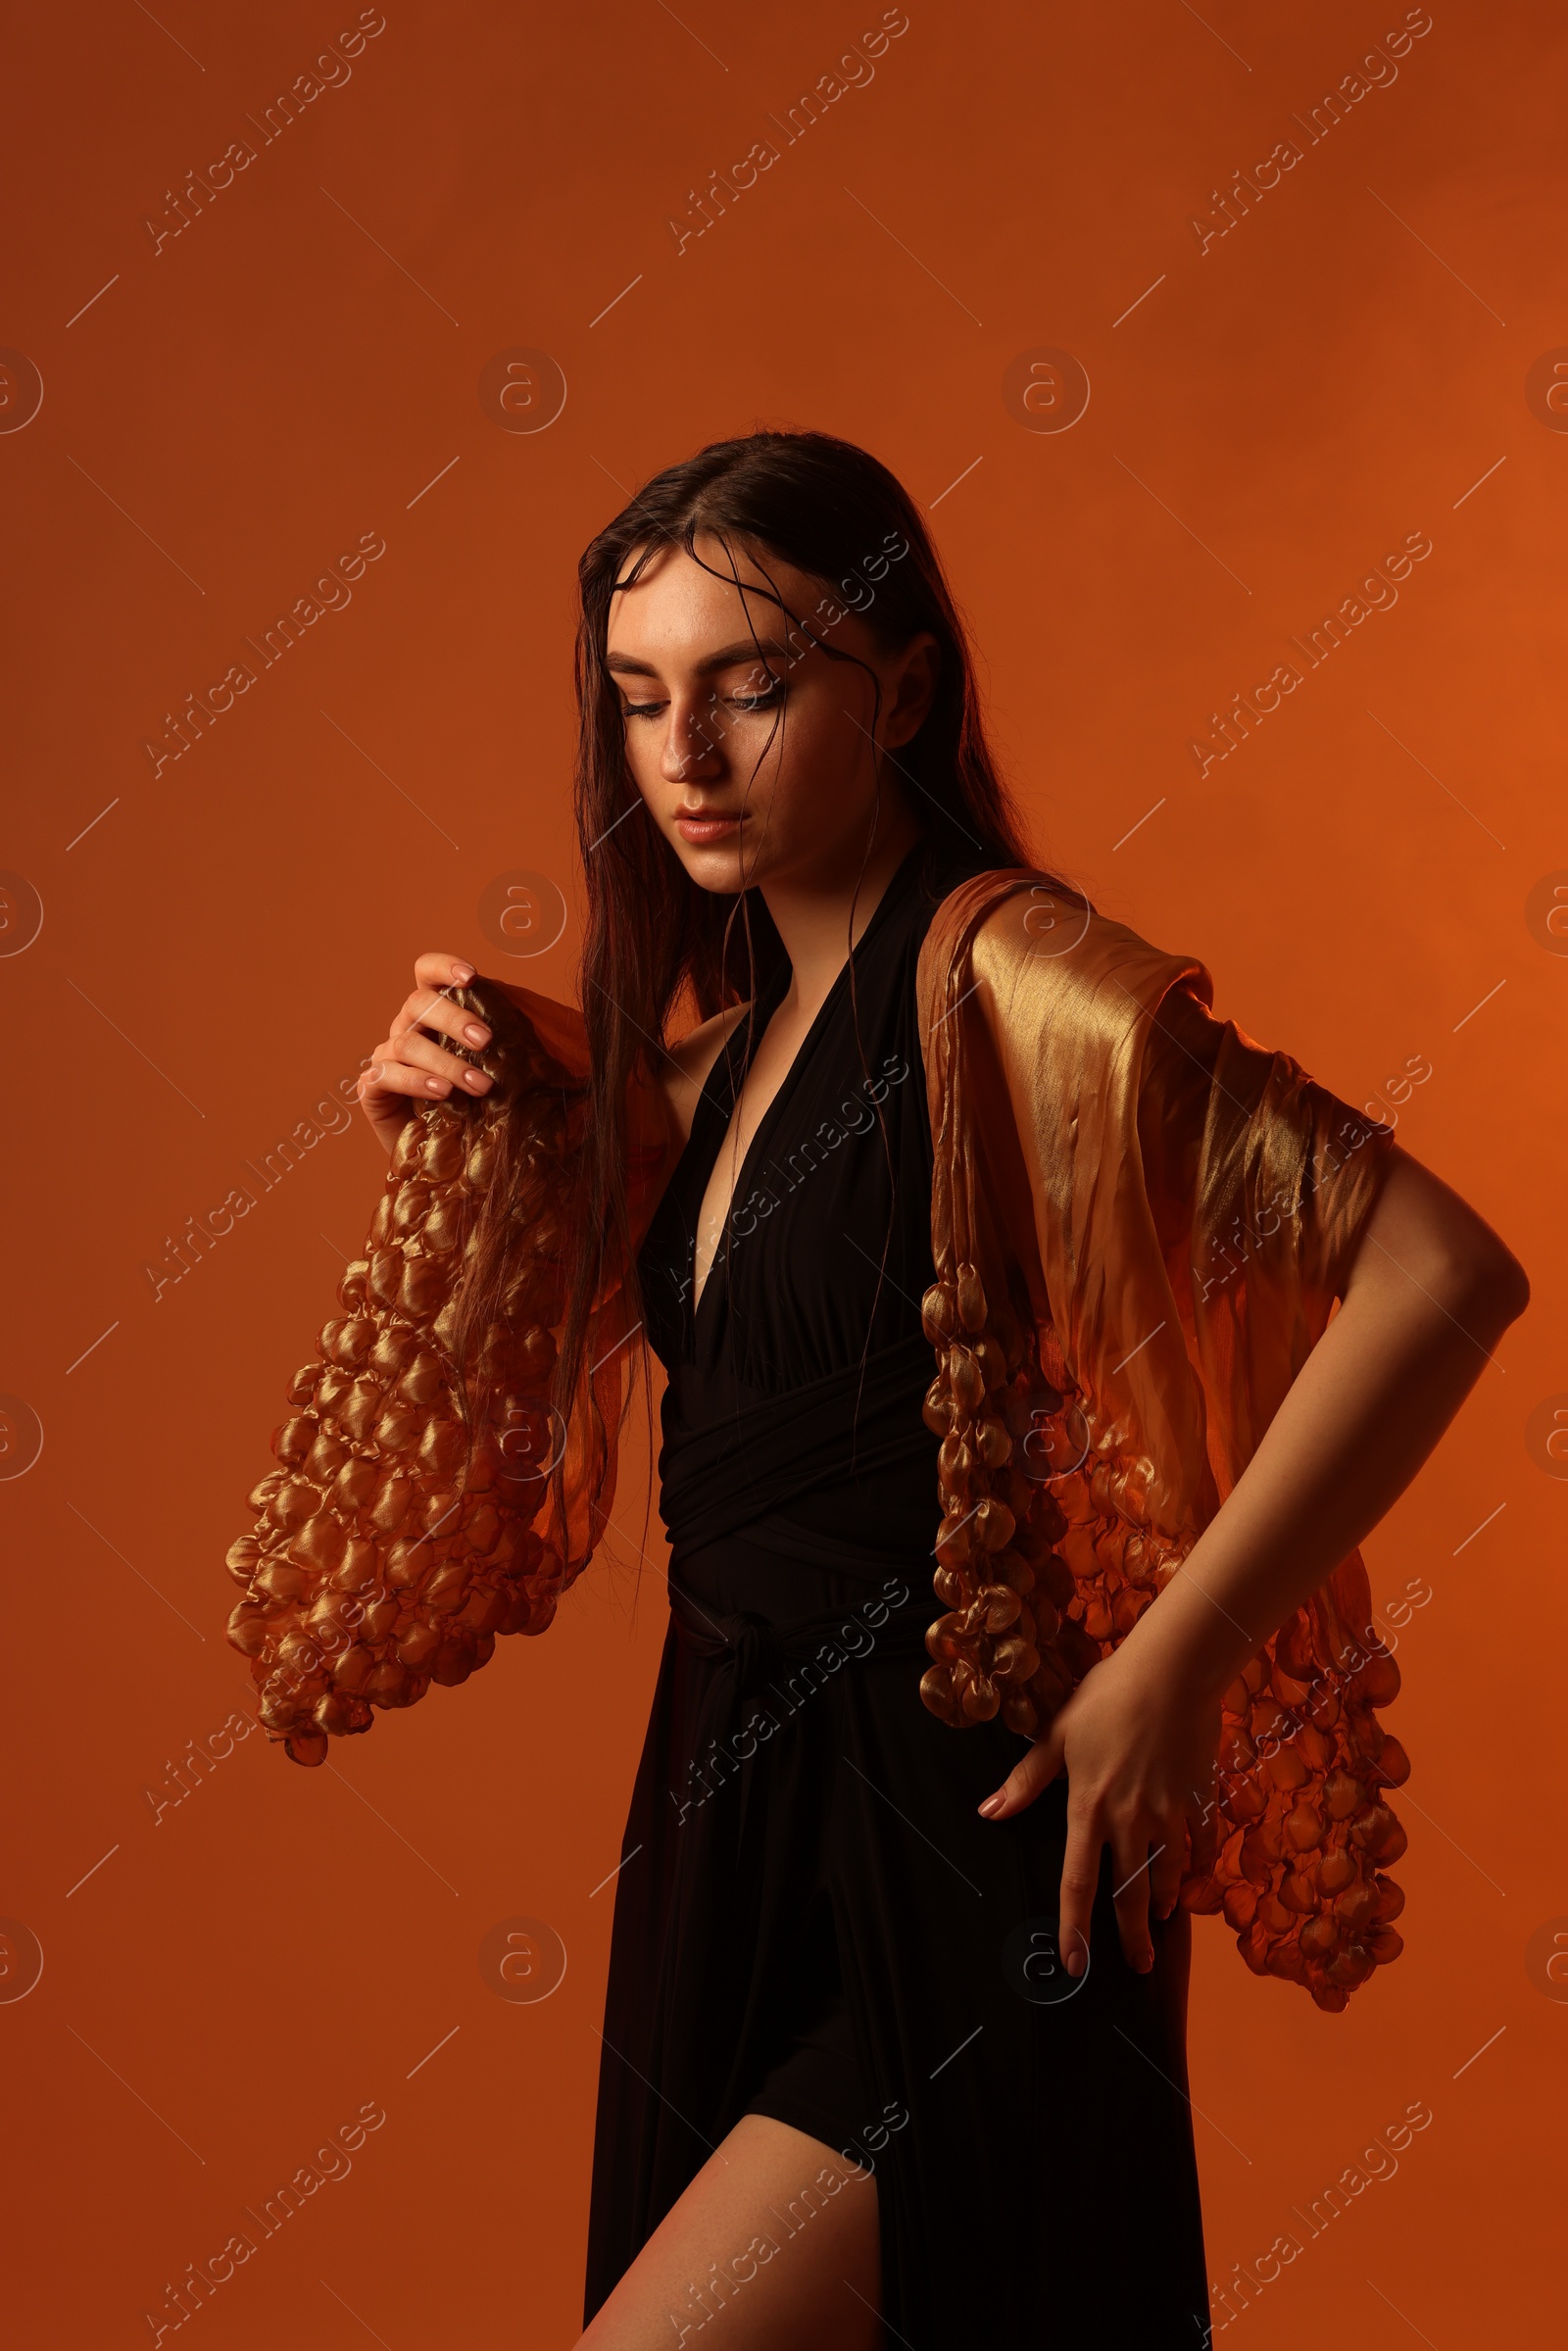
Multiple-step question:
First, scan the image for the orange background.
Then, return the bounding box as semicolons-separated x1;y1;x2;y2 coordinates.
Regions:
3;2;1564;2342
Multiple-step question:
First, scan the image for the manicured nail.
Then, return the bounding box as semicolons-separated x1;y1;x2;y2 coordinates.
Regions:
1136;1949;1154;1973
1065;1947;1086;1977
424;1077;445;1094
977;1793;1005;1819
463;1022;489;1045
463;1068;487;1089
451;961;474;982
368;1062;383;1082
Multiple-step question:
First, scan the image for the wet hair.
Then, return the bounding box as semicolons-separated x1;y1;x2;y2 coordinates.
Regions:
475;427;1041;1540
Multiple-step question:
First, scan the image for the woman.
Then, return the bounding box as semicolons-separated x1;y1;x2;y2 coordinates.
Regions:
347;431;1527;2347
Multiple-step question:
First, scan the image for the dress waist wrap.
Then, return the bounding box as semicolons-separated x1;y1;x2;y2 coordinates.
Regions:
657;1330;942;1576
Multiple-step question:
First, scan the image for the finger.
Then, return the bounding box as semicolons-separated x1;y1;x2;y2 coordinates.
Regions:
1150;1815;1186;1923
1109;1821;1156;1974
1179;1779;1217;1887
393;983;493;1061
359;1054;469;1104
408;955;489;1053
1058;1803;1102;1978
413;951;476;993
399;954;491;1067
379;1023;492;1097
977;1720;1064;1821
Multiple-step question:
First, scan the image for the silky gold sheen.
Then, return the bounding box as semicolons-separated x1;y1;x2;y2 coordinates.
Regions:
225;870;1402;2008
913;872;1401;2008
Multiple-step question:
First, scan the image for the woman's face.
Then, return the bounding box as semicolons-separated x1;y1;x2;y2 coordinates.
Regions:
604;532;938;896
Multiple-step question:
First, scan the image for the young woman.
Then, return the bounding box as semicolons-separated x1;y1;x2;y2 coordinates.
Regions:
353;431;1528;2348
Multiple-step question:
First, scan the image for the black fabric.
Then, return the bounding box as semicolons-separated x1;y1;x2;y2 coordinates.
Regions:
583;840;1210;2345
655;1330;940;1571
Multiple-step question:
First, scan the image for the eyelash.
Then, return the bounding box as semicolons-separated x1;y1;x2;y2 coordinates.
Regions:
618;680;788;722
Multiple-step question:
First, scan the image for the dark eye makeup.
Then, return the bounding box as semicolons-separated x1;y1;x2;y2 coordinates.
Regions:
617;673;788;722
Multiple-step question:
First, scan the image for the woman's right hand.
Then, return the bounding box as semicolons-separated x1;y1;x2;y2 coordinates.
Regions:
356;952;495;1158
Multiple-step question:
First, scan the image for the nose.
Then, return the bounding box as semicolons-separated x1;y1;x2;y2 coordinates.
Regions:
661;694;725;782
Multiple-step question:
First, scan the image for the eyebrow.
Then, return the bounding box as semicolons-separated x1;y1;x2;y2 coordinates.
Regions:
603;635;798;679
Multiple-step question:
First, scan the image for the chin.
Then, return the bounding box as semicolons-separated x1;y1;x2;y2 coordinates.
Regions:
668;836;763;894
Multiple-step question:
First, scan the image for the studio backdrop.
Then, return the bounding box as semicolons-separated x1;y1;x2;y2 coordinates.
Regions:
2;1;1561;2342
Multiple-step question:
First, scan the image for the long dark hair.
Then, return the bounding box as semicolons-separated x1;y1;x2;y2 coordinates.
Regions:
482;428;1042;1539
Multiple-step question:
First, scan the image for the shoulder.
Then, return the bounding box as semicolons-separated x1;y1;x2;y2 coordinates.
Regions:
478;977;745;1142
919;866;1213;1048
481;976;591;1080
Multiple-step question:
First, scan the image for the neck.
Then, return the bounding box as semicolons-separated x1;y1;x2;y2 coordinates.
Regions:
759;800;927;1016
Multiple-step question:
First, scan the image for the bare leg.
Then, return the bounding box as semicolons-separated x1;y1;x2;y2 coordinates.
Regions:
577;2113;882;2351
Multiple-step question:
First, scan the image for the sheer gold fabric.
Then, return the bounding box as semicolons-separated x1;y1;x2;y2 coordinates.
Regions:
914;872;1404;2006
226;873;1406;2006
222;979;642;1758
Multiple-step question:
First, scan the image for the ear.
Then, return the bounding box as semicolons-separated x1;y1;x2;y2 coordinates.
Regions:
883;631;940;751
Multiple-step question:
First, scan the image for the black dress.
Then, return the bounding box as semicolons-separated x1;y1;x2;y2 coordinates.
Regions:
583;840;1210;2346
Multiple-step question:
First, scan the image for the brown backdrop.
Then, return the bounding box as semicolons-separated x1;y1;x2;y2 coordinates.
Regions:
3;2;1563;2341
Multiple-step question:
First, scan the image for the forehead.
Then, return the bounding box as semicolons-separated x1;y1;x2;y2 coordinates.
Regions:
604;534;819;661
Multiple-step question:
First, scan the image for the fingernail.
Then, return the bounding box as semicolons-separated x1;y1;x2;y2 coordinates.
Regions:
463;1022;489;1045
424;1077;445;1094
977;1793;1005;1819
1136;1949;1154;1974
368;1062;383;1082
463;1069;487;1089
451;961;474;982
1065;1948;1085;1977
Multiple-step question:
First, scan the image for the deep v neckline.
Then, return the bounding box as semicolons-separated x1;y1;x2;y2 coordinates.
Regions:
687;846;923;1330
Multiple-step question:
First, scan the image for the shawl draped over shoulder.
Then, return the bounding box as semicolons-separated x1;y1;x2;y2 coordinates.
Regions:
913;870;1404;2007
225;871;1405;2008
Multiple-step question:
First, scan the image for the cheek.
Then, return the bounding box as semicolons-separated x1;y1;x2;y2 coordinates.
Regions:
619;724;662;792
764;687;858;790
787;703;879;830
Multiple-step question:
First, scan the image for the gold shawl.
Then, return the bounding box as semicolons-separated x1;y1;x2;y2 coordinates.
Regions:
914;872;1405;2008
226;871;1405;2008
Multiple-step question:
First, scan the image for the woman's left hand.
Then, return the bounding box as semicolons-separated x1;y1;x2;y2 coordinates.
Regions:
976;1645;1220;1978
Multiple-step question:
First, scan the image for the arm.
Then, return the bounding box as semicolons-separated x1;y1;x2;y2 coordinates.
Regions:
978;1145;1530;1974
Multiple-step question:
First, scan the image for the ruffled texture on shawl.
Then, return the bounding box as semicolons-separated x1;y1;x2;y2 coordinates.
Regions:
223;978;655;1768
913;873;1405;2009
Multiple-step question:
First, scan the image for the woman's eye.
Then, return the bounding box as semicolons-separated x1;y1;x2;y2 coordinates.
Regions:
616;677;784;722
727;679;786;712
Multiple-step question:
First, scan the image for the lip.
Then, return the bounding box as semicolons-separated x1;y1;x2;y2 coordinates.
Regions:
674;809;746;842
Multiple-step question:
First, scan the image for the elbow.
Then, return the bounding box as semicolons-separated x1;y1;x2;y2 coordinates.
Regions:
1356;1153;1530;1339
1483;1243;1531;1328
1431;1235;1530;1336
